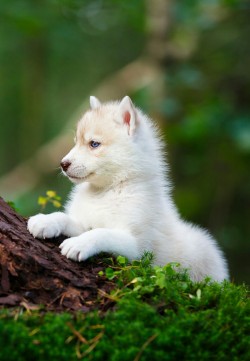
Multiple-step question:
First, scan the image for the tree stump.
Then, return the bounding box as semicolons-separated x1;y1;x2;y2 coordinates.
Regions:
0;197;115;312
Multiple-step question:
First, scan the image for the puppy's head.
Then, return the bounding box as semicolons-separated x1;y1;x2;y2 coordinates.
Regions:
61;96;140;187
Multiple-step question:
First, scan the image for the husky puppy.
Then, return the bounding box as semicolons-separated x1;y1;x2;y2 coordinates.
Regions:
28;96;229;281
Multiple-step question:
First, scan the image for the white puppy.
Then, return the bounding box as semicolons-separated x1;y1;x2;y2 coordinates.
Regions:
28;96;229;282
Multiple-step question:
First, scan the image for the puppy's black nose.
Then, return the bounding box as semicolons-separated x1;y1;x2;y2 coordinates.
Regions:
60;160;71;172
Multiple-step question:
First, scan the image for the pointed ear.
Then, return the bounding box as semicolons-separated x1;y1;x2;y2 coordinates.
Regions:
90;96;101;110
119;96;137;136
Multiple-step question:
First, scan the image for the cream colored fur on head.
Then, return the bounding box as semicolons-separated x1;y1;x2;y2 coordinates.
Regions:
28;96;229;282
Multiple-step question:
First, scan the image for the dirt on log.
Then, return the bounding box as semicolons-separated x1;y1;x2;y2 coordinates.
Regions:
0;197;115;312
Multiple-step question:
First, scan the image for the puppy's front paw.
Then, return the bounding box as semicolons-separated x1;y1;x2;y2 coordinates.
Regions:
59;236;96;262
28;214;62;239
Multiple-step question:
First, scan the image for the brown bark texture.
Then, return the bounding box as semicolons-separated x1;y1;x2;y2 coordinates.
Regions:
0;197;115;312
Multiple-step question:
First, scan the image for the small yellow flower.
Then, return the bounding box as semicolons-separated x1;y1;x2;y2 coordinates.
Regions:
52;200;62;208
38;197;47;206
46;190;56;198
38;190;62;210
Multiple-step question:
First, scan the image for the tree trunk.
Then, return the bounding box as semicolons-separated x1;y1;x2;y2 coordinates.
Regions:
0;197;114;312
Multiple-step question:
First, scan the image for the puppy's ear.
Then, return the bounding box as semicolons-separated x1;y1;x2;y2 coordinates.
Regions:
119;96;137;135
90;96;101;110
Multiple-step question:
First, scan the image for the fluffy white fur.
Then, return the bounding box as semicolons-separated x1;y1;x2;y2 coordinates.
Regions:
28;96;229;282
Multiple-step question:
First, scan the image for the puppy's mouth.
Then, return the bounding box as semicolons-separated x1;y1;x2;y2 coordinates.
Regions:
67;172;94;181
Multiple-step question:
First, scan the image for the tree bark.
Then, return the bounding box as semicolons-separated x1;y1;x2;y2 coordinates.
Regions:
0;197;114;312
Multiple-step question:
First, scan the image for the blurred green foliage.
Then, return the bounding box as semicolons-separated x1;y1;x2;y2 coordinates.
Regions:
0;0;249;283
161;0;250;284
0;0;145;170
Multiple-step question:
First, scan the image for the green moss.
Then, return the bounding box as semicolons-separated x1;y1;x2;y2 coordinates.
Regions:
0;257;249;360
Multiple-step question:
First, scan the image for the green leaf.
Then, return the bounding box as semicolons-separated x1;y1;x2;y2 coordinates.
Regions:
117;255;127;266
7;201;18;212
131;260;141;267
155;273;166;289
105;268;115;280
196;289;201;300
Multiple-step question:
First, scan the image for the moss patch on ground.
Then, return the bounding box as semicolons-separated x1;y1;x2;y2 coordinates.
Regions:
0;255;249;361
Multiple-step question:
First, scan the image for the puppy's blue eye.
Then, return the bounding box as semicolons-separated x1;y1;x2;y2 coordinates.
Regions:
90;140;101;148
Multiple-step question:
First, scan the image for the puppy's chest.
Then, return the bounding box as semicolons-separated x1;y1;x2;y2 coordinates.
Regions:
69;188;127;230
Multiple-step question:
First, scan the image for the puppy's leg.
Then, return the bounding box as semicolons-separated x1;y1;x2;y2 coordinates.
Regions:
59;228;140;262
28;212;84;239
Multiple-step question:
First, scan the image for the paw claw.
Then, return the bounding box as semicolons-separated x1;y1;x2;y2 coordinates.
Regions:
27;213;63;239
59;236;94;262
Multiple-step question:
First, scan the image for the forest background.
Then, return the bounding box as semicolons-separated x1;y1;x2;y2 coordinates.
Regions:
0;0;249;284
